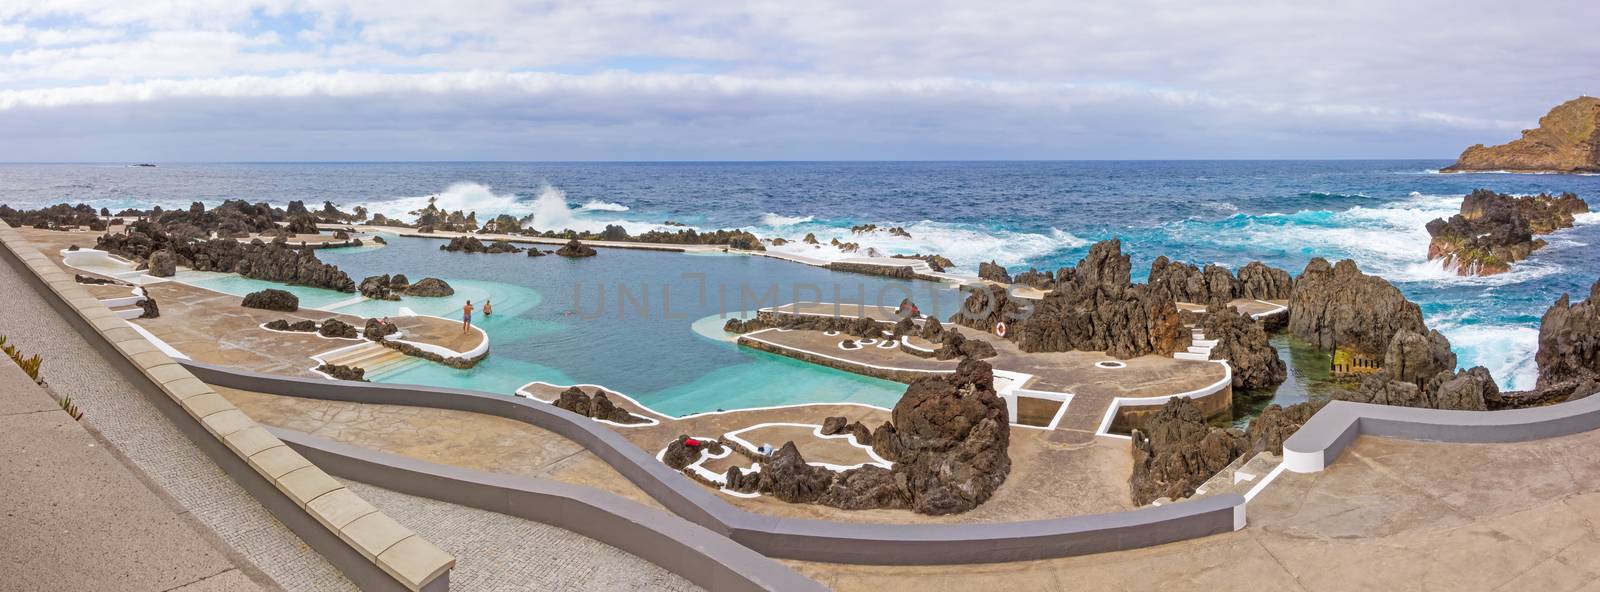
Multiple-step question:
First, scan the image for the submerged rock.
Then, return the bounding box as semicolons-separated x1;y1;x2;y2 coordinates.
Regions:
241;289;298;312
555;239;597;258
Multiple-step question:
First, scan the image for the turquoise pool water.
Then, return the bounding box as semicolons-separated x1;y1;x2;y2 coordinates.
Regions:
203;236;963;416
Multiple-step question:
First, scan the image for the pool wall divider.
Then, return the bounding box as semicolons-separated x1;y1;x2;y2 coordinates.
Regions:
180;360;1249;565
270;426;829;592
1283;396;1600;473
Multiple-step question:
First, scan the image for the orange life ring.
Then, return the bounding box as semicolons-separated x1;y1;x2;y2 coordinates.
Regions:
995;321;1007;338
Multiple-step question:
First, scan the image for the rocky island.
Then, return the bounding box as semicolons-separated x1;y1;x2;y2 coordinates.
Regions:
1424;189;1589;275
1442;96;1600;174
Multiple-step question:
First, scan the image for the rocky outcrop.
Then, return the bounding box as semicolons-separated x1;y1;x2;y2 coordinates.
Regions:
1129;397;1246;505
241;289;298;312
825;261;916;280
357;275;402;300
1381;329;1457;387
316;363;366;381
265;319;318;332
1288;258;1425;356
1147;257;1235;306
135;297;159;319
550;386;646;424
75;274;119;285
722;359;1008;514
663;435;723;470
1442;96;1600;174
1425;189;1590;275
441;235;523;254
1336;367;1496;411
874;358;1010;514
1244;401;1325;456
375;338;485;368
1535;278;1600;393
890;253;954;272
957;240;1184;359
285;214;321;235
0;203;108;231
403;277;454;297
1236;261;1293;300
146;250;176;277
555;239;597;258
318;318;358;339
1200;305;1286;393
977;261;1012;284
362;318;398;341
96;222;357;292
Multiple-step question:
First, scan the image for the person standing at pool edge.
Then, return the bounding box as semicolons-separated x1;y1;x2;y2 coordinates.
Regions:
462;300;474;333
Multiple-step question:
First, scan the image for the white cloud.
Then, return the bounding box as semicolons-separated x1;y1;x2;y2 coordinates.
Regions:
0;0;1594;159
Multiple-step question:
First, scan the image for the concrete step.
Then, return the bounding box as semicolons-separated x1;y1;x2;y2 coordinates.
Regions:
99;296;141;308
363;355;423;381
359;351;413;374
110;306;143;319
1192;339;1218;347
324;343;387;366
1173;351;1209;361
1186;345;1213;355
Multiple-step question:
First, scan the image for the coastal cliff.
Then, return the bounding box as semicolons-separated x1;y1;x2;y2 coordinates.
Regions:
1442;96;1600;173
1425;189;1589;275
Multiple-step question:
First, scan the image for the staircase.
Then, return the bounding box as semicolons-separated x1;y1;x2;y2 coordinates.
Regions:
1174;325;1218;361
319;342;422;380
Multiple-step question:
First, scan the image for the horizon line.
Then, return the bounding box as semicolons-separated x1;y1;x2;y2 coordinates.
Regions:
0;158;1457;165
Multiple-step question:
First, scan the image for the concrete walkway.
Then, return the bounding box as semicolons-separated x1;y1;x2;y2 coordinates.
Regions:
0;361;269;592
0;253;354;592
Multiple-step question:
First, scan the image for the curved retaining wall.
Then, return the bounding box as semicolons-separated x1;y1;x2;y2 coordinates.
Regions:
0;223;454;592
1283;396;1600;473
271;427;828;592
182;361;1247;565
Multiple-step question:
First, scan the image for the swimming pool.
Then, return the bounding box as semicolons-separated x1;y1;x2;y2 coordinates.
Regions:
203;236;962;416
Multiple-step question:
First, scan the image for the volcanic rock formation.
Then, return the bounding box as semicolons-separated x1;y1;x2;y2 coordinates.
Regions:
1199;305;1286;393
1425;189;1589;275
403;277;454;297
242;289;299;312
1287;258;1426;356
1442;96;1600;174
555;239;597;258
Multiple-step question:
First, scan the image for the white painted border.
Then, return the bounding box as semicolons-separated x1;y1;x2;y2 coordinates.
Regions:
514;381;664;427
741;329;955;376
1093;359;1234;440
722;422;894;471
123;320;189;359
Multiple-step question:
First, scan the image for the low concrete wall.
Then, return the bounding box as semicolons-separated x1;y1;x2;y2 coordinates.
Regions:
0;223;454;592
183;361;1248;565
1109;383;1234;434
272;427;828;592
737;333;950;383
1283;396;1600;473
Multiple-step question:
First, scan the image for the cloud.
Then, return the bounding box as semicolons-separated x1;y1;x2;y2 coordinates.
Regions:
0;0;1595;159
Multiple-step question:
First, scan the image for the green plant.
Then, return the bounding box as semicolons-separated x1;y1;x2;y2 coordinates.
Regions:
59;396;83;421
0;334;45;383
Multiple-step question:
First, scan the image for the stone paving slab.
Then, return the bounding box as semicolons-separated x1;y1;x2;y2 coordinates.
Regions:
0;361;268;592
0;248;356;592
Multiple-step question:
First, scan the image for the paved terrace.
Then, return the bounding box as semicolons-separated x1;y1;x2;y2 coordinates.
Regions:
790;430;1600;591
754;301;1229;439
3;227;703;592
230;385;1140;525
22;227;482;379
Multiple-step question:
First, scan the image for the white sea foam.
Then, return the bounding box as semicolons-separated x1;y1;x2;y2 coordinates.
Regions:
756;219;1085;270
1575;212;1600;225
357;182;662;235
356;181;534;220
578;199;630;212
1432;322;1540;391
760;213;814;226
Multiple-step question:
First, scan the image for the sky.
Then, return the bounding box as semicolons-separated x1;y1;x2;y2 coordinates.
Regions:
0;1;1596;162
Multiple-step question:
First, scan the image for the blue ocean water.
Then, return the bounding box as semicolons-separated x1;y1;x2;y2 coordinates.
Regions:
4;161;1599;397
